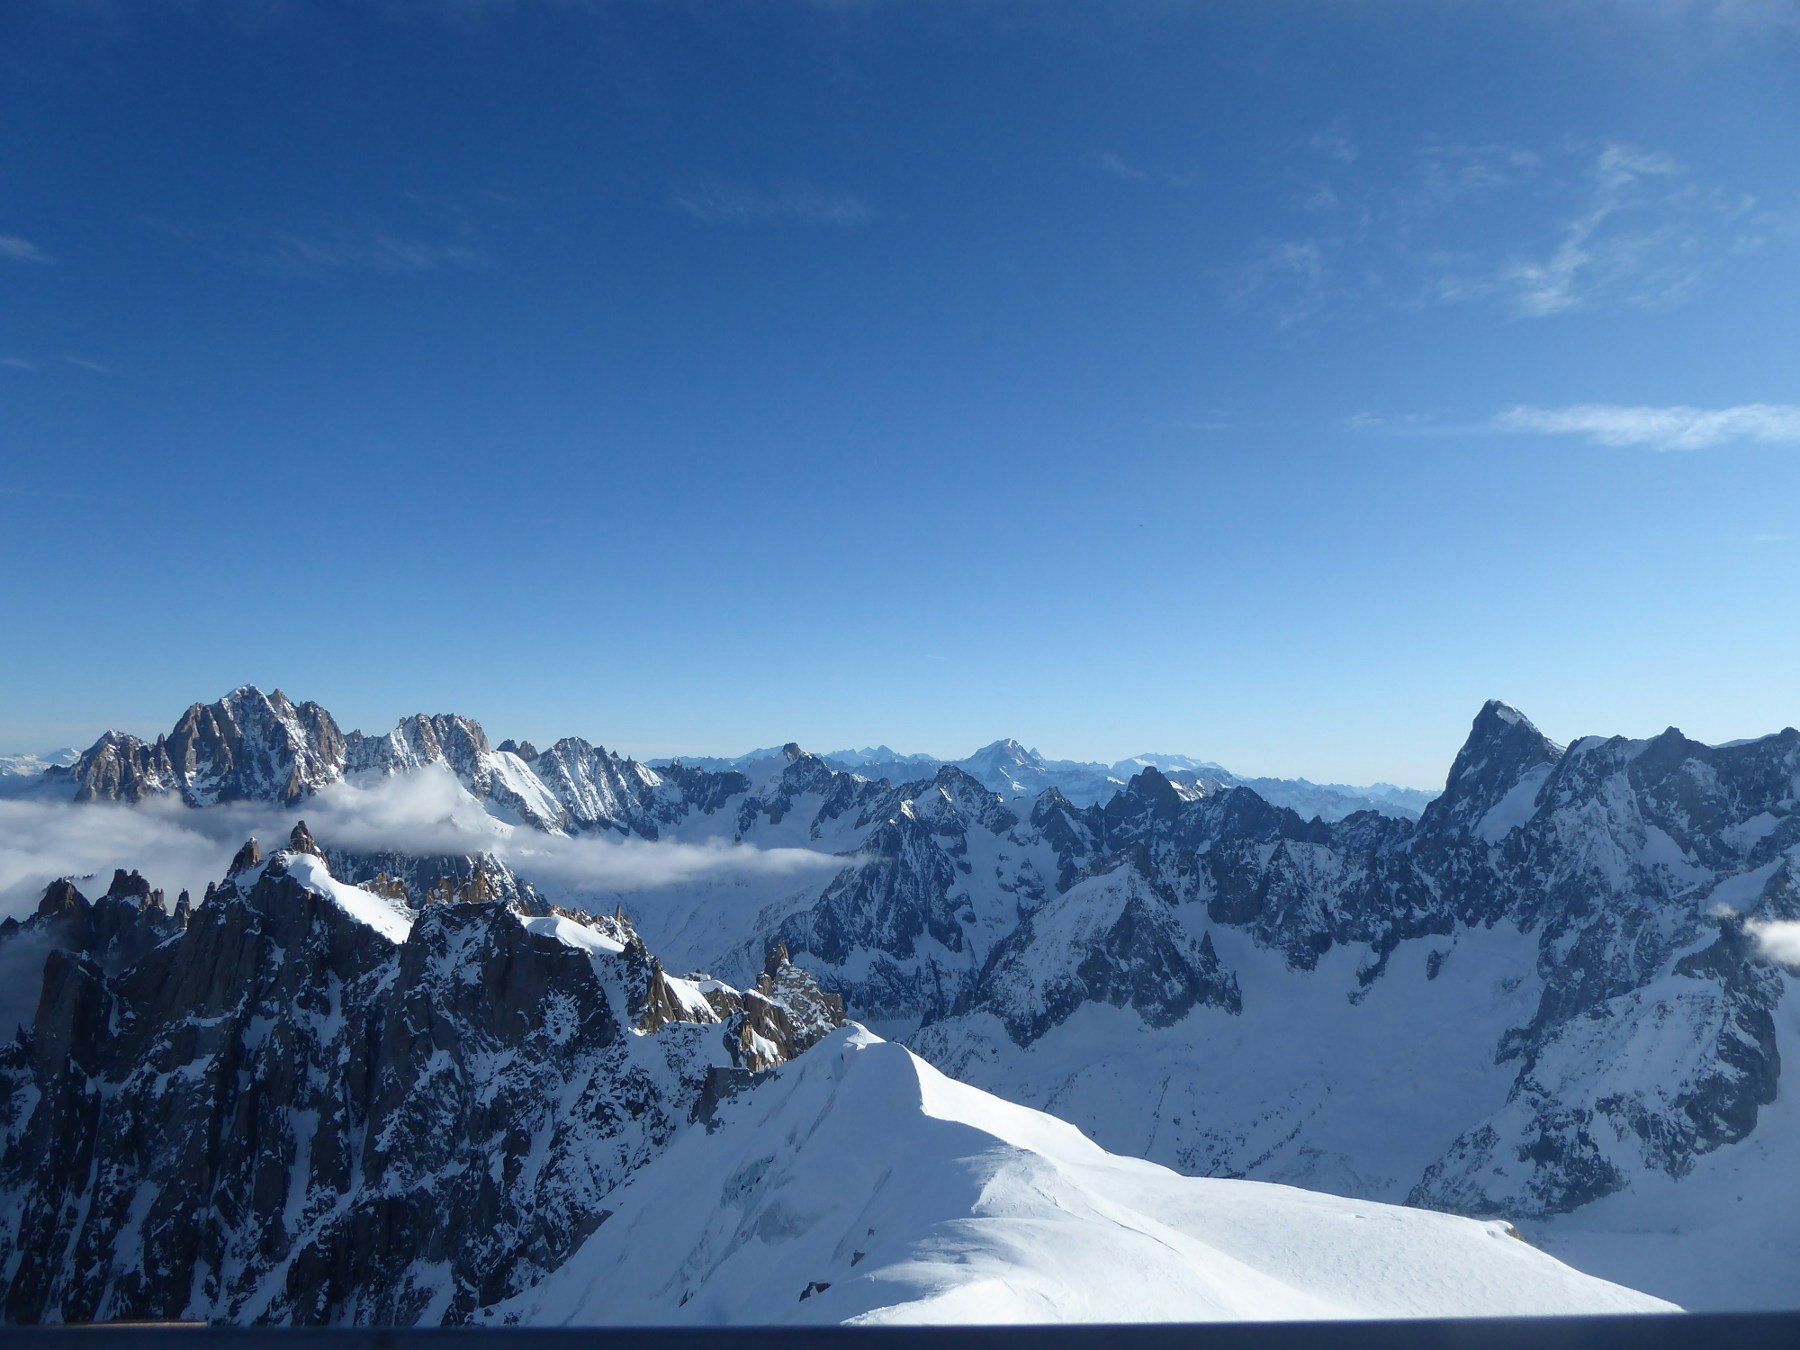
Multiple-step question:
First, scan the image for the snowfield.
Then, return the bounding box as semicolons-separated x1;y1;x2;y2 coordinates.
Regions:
496;1027;1676;1326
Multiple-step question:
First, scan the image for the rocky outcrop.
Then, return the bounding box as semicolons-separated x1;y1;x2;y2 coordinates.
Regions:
969;857;1241;1046
6;873;183;976
0;846;845;1325
324;847;546;914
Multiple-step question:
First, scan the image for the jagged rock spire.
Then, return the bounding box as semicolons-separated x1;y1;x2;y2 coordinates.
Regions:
287;820;322;858
226;838;262;877
35;879;90;920
104;869;150;901
1416;699;1562;840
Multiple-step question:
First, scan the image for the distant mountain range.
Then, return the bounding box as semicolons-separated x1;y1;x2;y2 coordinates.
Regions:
658;739;1437;821
1;685;1796;1321
0;748;76;779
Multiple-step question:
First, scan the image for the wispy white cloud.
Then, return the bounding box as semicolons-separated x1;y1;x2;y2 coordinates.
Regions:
1300;183;1342;214
152;209;493;278
1095;149;1148;182
1412;141;1542;208
1343;410;1438;431
248;228;484;275
1494;402;1800;450
1;358;35;372
0;235;51;264
63;356;115;374
1227;238;1331;329
1091;148;1198;191
1309;119;1359;167
1233;137;1796;327
674;182;873;227
1178;410;1236;432
1497;144;1686;316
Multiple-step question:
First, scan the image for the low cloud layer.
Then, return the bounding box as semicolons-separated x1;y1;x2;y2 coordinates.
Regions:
1494;402;1800;451
0;765;851;923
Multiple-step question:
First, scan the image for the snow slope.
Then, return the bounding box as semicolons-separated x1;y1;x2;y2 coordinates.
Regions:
1533;968;1800;1312
911;924;1545;1202
496;1027;1674;1326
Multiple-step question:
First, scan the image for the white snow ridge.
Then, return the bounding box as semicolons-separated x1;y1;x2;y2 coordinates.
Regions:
495;1028;1675;1326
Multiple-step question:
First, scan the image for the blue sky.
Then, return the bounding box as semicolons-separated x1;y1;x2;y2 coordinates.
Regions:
2;0;1797;787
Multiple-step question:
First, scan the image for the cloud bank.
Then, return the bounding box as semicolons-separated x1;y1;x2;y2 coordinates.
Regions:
0;765;851;924
1747;917;1800;968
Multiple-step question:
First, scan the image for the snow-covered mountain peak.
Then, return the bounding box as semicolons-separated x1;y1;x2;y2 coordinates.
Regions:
1418;700;1564;841
956;738;1046;787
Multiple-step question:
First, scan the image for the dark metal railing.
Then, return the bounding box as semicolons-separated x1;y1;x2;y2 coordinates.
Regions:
14;1312;1800;1350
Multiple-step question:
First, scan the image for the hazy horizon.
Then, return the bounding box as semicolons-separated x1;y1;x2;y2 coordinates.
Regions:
9;683;1798;794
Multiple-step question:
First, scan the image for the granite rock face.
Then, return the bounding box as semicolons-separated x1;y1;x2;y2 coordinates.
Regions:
65;688;346;806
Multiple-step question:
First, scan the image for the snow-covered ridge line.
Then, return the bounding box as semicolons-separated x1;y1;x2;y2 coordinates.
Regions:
497;1027;1676;1325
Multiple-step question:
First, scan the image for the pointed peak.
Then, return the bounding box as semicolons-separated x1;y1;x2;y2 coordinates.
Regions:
931;762;987;792
780;742;805;763
216;684;283;715
1103;766;1187;819
287;820;322;858
36;878;90;920
1125;764;1177;795
969;737;1037;764
104;868;150;901
1474;699;1534;731
1465;700;1560;755
226;837;263;877
763;940;793;980
1418;700;1563;840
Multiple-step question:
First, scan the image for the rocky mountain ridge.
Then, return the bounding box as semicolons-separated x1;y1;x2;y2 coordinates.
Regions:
6;687;1798;1309
20;685;1433;826
0;826;846;1324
